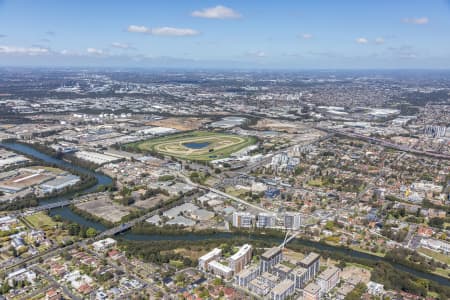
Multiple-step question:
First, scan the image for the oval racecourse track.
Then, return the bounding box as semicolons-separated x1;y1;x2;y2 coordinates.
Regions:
136;131;256;161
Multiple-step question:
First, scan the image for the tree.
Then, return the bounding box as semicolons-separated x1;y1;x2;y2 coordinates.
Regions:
1;283;10;294
68;223;81;236
213;277;223;286
325;221;334;231
52;214;62;222
345;283;367;300
337;260;347;269
86;227;97;238
429;217;444;228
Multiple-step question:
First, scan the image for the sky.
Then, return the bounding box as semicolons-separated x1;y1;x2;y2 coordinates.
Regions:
0;0;450;69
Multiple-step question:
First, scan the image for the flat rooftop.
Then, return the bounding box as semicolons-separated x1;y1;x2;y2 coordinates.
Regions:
199;248;222;262
304;282;321;295
300;252;320;266
261;247;281;260
236;265;259;277
209;260;232;273
230;244;252;261
292;266;308;276
261;272;279;283
271;279;294;294
274;263;293;273
318;266;339;281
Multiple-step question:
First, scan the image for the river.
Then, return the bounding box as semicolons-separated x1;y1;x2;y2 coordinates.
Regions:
1;142;450;286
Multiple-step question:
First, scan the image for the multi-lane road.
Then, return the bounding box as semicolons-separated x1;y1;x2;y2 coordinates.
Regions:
321;127;450;160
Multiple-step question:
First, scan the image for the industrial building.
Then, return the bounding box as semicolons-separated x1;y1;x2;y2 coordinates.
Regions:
40;174;80;193
74;150;123;165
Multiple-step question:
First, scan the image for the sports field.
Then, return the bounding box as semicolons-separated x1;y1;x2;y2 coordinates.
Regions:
130;131;256;161
24;212;58;229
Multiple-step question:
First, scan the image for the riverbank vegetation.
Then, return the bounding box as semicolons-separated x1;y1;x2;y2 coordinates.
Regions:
0;142;111;211
51;214;97;240
119;230;450;299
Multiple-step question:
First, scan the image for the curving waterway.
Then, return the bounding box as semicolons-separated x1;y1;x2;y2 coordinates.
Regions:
1;142;449;286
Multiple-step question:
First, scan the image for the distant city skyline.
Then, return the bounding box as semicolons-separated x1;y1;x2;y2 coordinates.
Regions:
1;0;450;69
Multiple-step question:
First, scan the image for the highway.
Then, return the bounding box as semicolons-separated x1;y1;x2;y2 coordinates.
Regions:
178;172;271;213
321;128;450;160
185;132;335;214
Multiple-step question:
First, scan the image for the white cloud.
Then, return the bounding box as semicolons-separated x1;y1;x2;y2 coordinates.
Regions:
0;45;49;55
301;33;313;39
402;17;429;25
111;42;131;49
127;25;150;33
356;37;368;44
87;48;104;55
375;37;385;45
127;25;199;36
191;5;241;19
151;27;199;36
247;51;266;58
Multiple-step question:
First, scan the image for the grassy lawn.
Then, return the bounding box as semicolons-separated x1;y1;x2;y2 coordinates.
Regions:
346;262;373;271
225;187;248;198
25;212;58;229
349;245;386;258
128;131;256;161
29;165;64;174
418;247;450;265
307;178;324;187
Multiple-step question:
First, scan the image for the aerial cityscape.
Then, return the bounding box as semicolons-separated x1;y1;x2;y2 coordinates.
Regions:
0;1;450;300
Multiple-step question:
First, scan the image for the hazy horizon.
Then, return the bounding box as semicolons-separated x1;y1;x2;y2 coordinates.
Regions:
1;0;450;69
